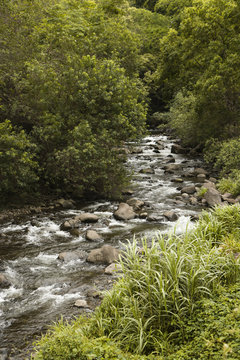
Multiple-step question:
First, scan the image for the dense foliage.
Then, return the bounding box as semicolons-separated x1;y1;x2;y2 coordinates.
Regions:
1;0;170;200
33;205;240;359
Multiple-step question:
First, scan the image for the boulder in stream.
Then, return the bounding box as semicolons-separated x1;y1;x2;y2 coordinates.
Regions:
74;299;88;308
75;213;99;223
139;167;155;174
0;274;10;289
86;230;102;242
105;263;122;275
181;185;196;194
58;250;87;262
87;245;120;264
114;203;136;220
171;144;187;154
163;211;178;221
126;198;145;210
203;187;222;207
164;164;182;172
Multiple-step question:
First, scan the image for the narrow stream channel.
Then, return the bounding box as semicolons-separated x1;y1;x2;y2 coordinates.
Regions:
0;133;206;359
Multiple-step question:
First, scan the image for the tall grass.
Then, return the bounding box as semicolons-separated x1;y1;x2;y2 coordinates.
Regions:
33;205;240;358
91;211;240;354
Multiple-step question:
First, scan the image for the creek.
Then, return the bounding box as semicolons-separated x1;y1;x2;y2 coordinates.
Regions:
0;133;206;359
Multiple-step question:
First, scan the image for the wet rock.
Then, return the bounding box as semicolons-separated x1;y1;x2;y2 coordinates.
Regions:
130;147;143;154
164;164;182;172
86;230;102;242
74;299;88;308
197;174;206;182
58;250;87;262
60;219;78;231
166;157;175;163
105;263;122;275
193;168;208;176
0;274;11;289
171;178;183;183
139;168;155;174
114;203;136;220
70;228;81;236
222;192;234;200
153;143;164;151
181;186;196;194
209;177;217;183
163;211;178;221
56;198;75;209
204;188;222;207
226;198;237;204
75;213;99;223
182;171;195;178
126;198;145;210
139;212;148;219
87;245;120;265
147;214;160;222
122;189;134;196
182;193;189;200
87;289;101;298
189;196;198;205
171;144;187;154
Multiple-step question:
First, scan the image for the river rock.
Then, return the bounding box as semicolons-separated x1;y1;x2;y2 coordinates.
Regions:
181;186;196;194
126;198;145;210
60;218;79;231
209;177;217;183
105;263;122;275
203;187;222;207
164;164;182;172
197;174;206;182
56;198;75;209
0;274;10;289
171;144;187;154
166;157;175;163
194;168;208;176
114;203;136;220
163;211;178;221
87;288;101;298
171;178;183;183
70;228;81;236
139;168;155;174
75;213;99;223
86;230;102;241
87;245;120;264
189;196;198;205
139;212;148;219
203;181;216;190
74;299;88;308
58;250;87;262
222;192;234;200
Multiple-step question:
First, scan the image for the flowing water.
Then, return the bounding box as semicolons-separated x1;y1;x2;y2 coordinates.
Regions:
0;134;206;358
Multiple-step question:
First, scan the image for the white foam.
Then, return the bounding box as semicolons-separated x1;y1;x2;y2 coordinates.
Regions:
0;286;23;304
26;220;70;244
35;253;57;263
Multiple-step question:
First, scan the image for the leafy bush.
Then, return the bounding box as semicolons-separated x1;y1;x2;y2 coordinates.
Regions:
205;138;240;175
0;120;38;198
217;170;240;197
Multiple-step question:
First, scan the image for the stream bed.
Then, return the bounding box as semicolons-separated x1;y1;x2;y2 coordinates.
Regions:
0;133;207;359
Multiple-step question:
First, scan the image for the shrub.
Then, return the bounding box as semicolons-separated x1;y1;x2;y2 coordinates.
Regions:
0;120;38;198
217;170;240;197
